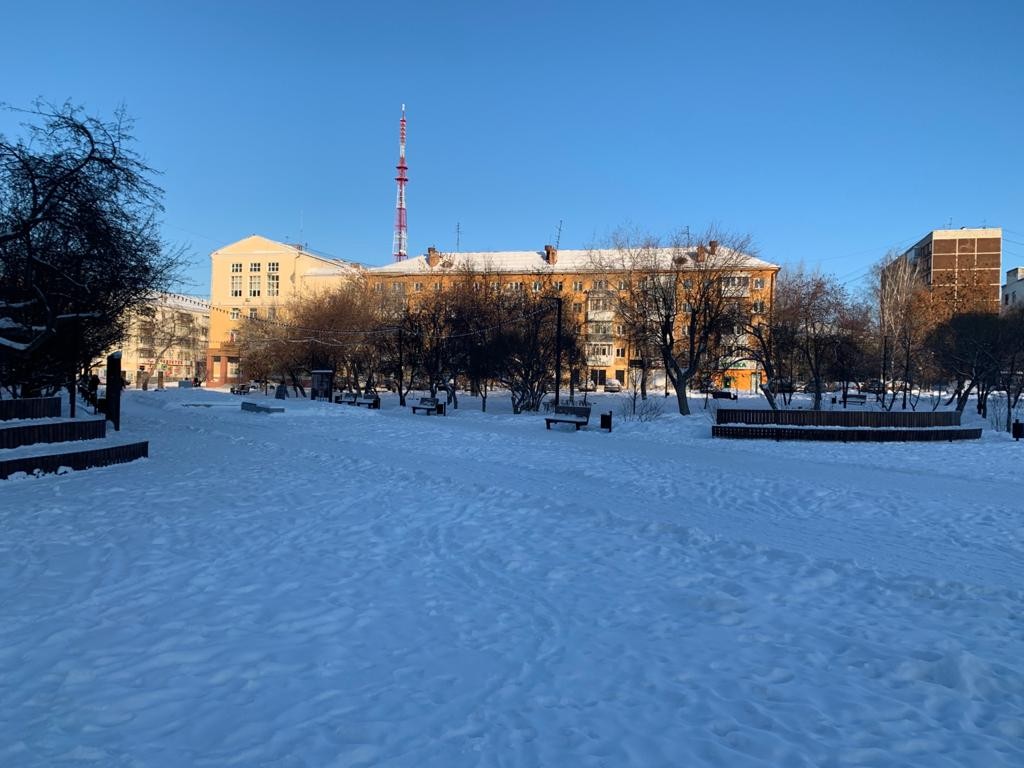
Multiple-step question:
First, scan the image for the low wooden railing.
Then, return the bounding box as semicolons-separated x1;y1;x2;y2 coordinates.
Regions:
715;408;961;428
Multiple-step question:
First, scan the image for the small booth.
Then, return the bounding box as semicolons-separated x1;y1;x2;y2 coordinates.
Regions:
310;370;335;402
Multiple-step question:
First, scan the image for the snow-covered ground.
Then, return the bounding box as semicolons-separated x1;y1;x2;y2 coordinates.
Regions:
2;388;1022;767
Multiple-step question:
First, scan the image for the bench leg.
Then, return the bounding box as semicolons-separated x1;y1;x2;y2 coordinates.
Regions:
546;421;551;429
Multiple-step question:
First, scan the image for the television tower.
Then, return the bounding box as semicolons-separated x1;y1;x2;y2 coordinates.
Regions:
392;104;408;262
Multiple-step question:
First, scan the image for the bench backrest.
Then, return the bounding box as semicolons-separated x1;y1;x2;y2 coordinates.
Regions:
419;397;438;406
553;405;591;419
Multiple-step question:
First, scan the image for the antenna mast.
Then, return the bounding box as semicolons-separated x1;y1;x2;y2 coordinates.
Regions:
392;105;409;262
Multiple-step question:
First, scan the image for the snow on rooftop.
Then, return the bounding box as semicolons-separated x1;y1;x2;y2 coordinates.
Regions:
368;247;778;276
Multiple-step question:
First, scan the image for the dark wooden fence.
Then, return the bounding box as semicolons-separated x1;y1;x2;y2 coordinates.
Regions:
0;397;62;421
0;441;149;479
715;408;961;428
711;425;982;442
0;419;105;450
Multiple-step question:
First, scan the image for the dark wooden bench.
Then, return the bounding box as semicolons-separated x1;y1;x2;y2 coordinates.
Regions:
354;395;380;409
843;393;868;405
711;390;737;400
545;405;592;430
411;397;439;415
241;401;284;414
335;392;358;405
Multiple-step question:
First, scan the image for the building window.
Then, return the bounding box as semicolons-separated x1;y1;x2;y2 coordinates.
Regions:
572;302;583;313
615;347;626;358
683;279;693;289
374;282;384;292
249;276;260;297
231;263;242;273
508;281;523;292
414;282;423;292
589;296;613;311
268;262;279;273
267;273;279;297
434;282;442;292
211;355;221;373
753;277;765;290
392;283;404;294
592;279;606;290
227;357;240;377
615;323;625;335
250;262;261;272
572;280;584;291
554;281;564;291
249;308;258;320
532;281;542;293
230;308;240;320
618;279;628;290
752;300;766;314
267;307;277;321
231;276;242;297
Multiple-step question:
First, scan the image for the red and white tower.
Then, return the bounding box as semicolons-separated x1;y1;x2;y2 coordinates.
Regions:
392;104;408;262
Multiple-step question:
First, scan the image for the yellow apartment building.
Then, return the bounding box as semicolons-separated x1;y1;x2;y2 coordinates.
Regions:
208;235;778;391
93;293;210;386
366;242;779;392
206;235;359;386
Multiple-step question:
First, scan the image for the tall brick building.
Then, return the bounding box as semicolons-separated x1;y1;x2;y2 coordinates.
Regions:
900;227;1002;312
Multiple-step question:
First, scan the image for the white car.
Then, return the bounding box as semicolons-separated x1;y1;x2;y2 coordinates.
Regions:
603;379;623;393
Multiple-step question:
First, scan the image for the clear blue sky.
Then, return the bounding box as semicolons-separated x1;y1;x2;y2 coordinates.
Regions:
3;0;1022;296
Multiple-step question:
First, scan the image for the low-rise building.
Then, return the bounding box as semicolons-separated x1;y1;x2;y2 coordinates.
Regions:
115;293;210;386
1002;267;1024;313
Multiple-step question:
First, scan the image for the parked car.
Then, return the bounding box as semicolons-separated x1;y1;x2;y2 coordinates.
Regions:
860;379;885;394
580;379;597;392
603;379;623;393
767;378;796;394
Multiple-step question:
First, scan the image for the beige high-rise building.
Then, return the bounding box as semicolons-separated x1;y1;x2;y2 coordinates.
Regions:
206;235;360;386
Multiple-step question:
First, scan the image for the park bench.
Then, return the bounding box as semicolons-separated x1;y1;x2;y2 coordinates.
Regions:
545;405;592;430
411;397;440;415
711;390;737;400
354;394;380;409
241;401;284;414
843;392;868;405
230;384;251;395
335;392;358;405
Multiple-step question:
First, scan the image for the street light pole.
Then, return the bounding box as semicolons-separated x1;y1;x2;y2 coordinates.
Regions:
553;296;563;407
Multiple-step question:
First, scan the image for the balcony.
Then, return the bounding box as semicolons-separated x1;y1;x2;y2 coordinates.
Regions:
587;332;613;342
588;355;613;367
586;309;615;322
720;285;750;298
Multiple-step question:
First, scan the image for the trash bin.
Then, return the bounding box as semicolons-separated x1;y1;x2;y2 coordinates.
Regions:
1013;419;1023;441
600;411;612;432
436;402;446;416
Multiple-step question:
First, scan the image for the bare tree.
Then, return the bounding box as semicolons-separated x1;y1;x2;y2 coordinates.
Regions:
1;101;181;406
600;227;755;415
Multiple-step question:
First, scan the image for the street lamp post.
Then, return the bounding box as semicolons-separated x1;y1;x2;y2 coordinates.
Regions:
548;296;564;407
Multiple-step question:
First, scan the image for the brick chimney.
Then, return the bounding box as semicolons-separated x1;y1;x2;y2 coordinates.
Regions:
543;244;558;265
695;244;707;262
708;240;719;255
427;246;440;268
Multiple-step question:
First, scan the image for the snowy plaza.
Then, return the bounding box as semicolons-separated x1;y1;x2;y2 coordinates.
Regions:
1;388;1022;767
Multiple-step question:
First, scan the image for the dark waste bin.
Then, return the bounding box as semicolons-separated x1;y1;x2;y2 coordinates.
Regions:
600;411;612;432
1013;419;1023;441
436;402;446;416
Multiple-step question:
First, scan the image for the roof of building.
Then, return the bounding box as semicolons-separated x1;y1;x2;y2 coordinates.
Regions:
211;235;361;274
368;247;778;276
153;293;211;312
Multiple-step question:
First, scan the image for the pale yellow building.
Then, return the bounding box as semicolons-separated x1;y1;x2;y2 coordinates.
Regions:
102;293;210;386
206;235;359;386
